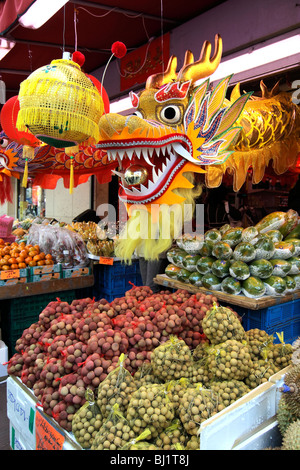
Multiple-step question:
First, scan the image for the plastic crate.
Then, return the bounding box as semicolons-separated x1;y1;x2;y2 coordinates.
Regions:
1;290;76;356
62;266;91;279
0;267;30;286
93;260;143;300
231;298;300;343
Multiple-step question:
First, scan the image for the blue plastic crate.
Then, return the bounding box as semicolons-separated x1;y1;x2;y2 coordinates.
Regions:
93;260;143;293
233;298;300;344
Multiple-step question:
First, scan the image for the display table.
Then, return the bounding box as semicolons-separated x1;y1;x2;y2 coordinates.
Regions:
0;275;94;300
154;274;300;344
154;274;300;310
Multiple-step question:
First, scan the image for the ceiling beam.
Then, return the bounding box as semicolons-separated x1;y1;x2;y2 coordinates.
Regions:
69;0;179;25
2;36;110;55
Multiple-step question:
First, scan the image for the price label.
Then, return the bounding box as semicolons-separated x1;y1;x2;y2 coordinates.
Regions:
0;269;20;280
35;410;65;450
99;256;114;265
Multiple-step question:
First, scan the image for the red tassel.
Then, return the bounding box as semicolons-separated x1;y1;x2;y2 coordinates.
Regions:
0;174;13;205
111;41;127;59
72;50;85;67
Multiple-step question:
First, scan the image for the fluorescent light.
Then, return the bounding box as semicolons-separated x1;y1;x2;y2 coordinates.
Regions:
19;0;69;29
110;96;133;114
208;33;300;83
0;38;16;60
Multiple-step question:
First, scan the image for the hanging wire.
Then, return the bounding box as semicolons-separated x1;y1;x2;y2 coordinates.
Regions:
74;7;78;52
62;4;66;53
160;0;164;82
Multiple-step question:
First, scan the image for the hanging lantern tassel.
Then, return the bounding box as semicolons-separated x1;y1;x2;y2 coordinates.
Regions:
21;145;35;188
69;155;74;194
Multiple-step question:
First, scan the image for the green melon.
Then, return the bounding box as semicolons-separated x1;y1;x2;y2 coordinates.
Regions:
177;268;192;283
211;259;231;278
204;228;222;243
182;254;201;272
265;230;283;242
172;250;188;267
285;275;297;292
289;274;300;288
188;271;203;287
233;242;256;263
221;276;242;295
229;260;250;280
273;241;295;259
165;264;181;279
196;256;216;275
255;211;287;233
249;259;273;279
242;276;266;298
221;227;243;247
270;259;292;277
201;273;222;290
284;224;300;240
287;256;300;275
219;224;231;236
263;276;287;296
199;240;214;257
212;241;233;260
167;247;183;264
176;234;204;254
286;238;300;256
242;226;259;243
254;236;275;260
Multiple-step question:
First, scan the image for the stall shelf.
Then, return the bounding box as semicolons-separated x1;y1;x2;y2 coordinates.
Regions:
154;274;300;343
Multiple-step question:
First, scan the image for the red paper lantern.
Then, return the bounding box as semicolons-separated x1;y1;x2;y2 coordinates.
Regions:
86;74;110;114
0;95;40;147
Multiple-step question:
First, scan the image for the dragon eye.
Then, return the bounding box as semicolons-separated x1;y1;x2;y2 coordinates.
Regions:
132;110;143;119
160;105;182;124
0;138;8;148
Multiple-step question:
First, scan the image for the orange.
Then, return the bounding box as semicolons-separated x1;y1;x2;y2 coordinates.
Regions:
45;259;54;265
39;252;46;259
8;258;17;265
10;264;18;270
28;260;37;267
33;254;41;262
37;260;45;266
18;262;26;269
2;265;10;270
45;254;53;260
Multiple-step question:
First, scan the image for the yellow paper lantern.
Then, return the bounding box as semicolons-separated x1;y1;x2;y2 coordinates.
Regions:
16;55;103;149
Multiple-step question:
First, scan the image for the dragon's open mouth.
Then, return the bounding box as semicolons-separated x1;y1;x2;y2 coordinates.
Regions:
103;140;191;204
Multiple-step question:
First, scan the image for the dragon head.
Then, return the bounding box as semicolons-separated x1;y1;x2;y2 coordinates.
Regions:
97;35;251;260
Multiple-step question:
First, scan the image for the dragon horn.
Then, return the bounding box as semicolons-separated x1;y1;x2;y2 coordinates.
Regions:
177;34;223;83
146;55;178;89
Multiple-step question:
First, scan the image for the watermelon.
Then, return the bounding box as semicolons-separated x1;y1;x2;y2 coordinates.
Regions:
229;260;250;280
201;273;222;290
212;241;233;259
165;264;181;279
233;242;256;263
263;276;287;296
287;256;300;275
182;254;201;272
242;276;266;298
177;268;192;283
188;271;203;287
254;236;275;260
273;241;295;259
255;211;287;233
200;241;214;257
221;276;242;295
265;230;283;242
285;275;297;292
204;228;222;243
286;238;300;256
211;259;231;278
222;227;243;247
242;226;259;242
249;259;273;279
175;234;204;254
196;256;216;275
270;259;292;277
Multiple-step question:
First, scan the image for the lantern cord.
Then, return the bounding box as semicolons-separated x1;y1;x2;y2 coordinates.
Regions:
74;8;78;52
